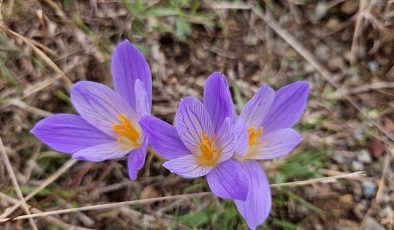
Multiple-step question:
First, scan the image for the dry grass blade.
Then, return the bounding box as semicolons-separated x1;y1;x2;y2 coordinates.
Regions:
8;99;52;117
0;192;93;230
0;171;364;222
0;26;73;89
0;192;212;222
350;0;368;64
375;150;391;203
270;171;365;188
0;159;78;219
251;7;394;143
0;138;38;230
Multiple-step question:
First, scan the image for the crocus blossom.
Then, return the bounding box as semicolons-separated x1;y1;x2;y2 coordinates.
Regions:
233;80;309;229
31;40;152;180
139;73;249;201
141;72;309;229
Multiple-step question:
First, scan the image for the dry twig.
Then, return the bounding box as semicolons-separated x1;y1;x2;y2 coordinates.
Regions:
0;138;38;230
0;171;364;223
0;26;73;89
0;192;92;230
0;159;78;219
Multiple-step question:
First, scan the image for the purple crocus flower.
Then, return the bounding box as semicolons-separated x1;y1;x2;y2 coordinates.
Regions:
139;73;249;201
233;80;309;229
141;72;309;229
31;40;152;180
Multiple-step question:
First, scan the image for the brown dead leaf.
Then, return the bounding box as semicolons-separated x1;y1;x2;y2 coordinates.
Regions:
383;116;394;133
368;138;385;158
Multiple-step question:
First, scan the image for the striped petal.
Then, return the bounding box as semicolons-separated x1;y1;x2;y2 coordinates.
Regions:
163;154;212;178
175;97;214;153
31;114;113;154
111;40;152;110
203;72;235;133
70;81;136;137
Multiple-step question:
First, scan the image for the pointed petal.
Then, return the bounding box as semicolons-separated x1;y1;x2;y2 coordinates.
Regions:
262;81;310;132
163;155;212;178
31;114;113;154
206;160;248;200
234;120;249;158
127;139;148;180
239;85;275;128
139;115;189;160
70;81;136;137
215;117;235;162
111;40;152;109
72;142;131;162
250;129;302;160
235;161;271;230
134;79;150;117
203;72;235;133
175;97;214;153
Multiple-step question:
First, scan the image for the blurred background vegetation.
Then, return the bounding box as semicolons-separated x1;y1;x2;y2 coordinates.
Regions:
0;0;393;229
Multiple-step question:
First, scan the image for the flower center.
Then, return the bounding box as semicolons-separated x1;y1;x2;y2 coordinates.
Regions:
197;134;219;167
244;127;264;160
112;114;140;148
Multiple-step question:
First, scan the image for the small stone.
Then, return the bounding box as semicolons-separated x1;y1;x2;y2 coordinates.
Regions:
362;181;377;199
362;217;385;230
353;203;366;219
140;185;159;199
340;194;353;204
368;61;379;73
357;150;372;164
341;1;359;14
352;161;364;171
379;193;390;205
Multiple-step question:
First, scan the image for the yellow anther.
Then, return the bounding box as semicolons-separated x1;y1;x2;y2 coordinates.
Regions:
244;127;264;160
197;134;219;166
112;114;140;148
248;127;263;146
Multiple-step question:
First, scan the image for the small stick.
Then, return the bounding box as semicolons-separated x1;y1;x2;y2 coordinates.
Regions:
375;149;391;203
0;138;38;230
350;0;368;64
0;192;92;230
0;171;364;222
270;171;365;188
0;159;78;219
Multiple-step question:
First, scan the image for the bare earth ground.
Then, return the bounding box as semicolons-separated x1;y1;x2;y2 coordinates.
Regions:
0;0;393;229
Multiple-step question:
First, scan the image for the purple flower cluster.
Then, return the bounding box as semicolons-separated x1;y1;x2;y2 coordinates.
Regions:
32;40;309;229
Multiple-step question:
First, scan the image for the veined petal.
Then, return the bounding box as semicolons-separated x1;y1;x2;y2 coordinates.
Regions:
215;117;235;162
31;114;113;153
262;81;309;132
139;115;189;160
203;72;235;133
111;40;152;110
250;128;302;160
163;155;212;178
175;97;214;153
239;85;275;128
206;160;248;200
72;142;131;162
235;161;271;230
234;120;249;158
128;139;148;180
70;81;136;137
134;79;150;117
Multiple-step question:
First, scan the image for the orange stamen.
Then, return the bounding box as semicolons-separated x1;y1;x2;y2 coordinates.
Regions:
112;114;140;148
197;135;219;166
244;127;264;160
